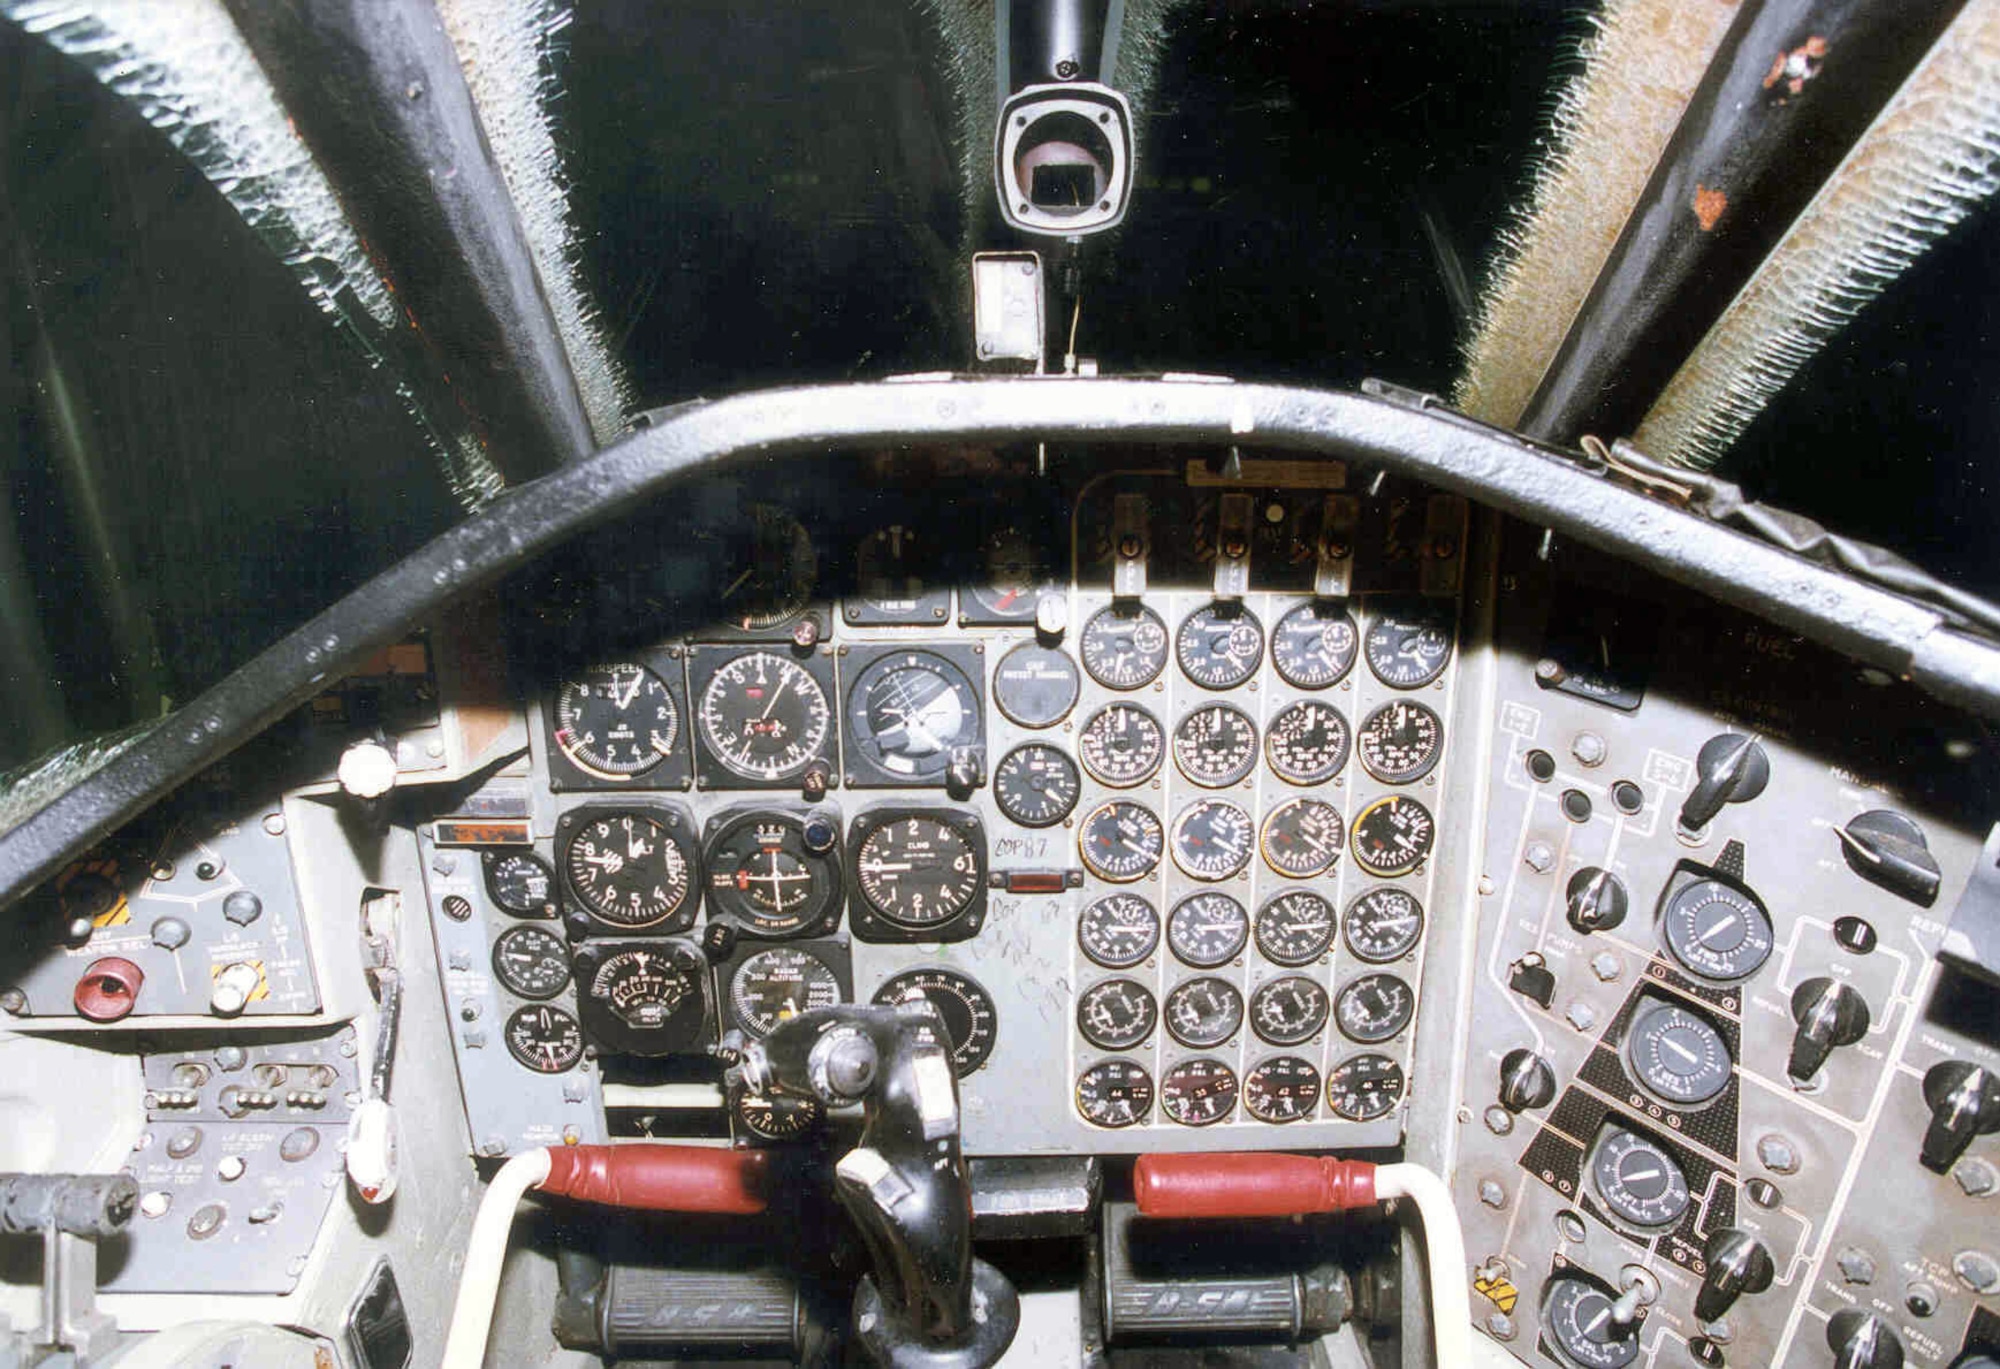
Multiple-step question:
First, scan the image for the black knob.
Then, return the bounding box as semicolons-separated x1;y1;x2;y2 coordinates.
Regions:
1836;810;1941;907
1678;733;1770;833
1694;1228;1774;1322
1565;867;1629;934
1920;1061;2000;1173
1827;1309;1904;1369
1788;979;1871;1083
1498;1048;1557;1112
945;746;984;799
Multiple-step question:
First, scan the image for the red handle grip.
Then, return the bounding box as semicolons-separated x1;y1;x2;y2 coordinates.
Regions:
539;1145;769;1214
1133;1153;1375;1219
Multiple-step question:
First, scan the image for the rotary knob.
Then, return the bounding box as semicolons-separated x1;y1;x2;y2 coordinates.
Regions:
1787;979;1870;1083
1497;1048;1557;1113
1677;733;1769;833
1826;1309;1903;1369
1565;867;1629;934
1694;1228;1774;1321
1919;1061;2000;1174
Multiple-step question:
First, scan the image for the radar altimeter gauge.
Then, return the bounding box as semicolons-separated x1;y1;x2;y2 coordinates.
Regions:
728;946;842;1036
574;941;710;1056
553;663;681;780
1271;601;1358;689
702;809;844;939
849;810;988;941
873;968;998;1075
559;806;701;933
693;649;834;785
844;647;984;785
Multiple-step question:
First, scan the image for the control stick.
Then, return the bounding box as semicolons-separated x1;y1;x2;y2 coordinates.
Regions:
738;1002;1020;1369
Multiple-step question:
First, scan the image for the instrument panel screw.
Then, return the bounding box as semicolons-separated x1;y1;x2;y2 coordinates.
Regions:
0;989;23;1016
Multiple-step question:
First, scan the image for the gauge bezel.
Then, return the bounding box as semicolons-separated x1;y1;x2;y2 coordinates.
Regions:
686;646;839;790
1270;600;1358;690
1655;860;1775;983
1077;977;1159;1051
720;940;851;1037
1243;1055;1322;1123
1354;697;1444;784
1164;976;1245;1048
1264;699;1353;786
1077;701;1166;787
959;520;1064;626
1361;598;1454;690
482;846;559;919
847;807;989;943
1171;701;1260;788
992;743;1082;829
504;1004;586;1074
1158;1057;1240;1126
872;967;999;1075
544;650;693;793
1589;1123;1693;1233
1348;794;1435;878
1254;889;1338;966
1259;797;1346;879
1167;891;1250;968
1621;996;1734;1107
840;643;987;788
991;642;1081;728
1334;971;1416;1043
556;802;703;935
572;939;711;1056
842;523;952;626
696;502;824;641
1169;798;1255;882
1079;603;1171;690
1342;886;1426;963
700;805;846;940
1078;892;1162;969
490;924;573;1001
1175;602;1265;690
1541;1274;1641;1369
1075;1058;1155;1129
1250;975;1331;1046
1077;800;1165;883
1325;1052;1406;1121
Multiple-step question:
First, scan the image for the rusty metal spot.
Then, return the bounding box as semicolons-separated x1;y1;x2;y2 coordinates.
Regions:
1763;36;1828;97
1693;184;1728;232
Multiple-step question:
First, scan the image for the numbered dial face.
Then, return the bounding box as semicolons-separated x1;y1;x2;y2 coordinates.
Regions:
1170;799;1255;882
722;504;816;630
1542;1277;1641;1369
1349;795;1434;877
1250;976;1331;1045
1078;893;1161;969
1077;979;1158;1050
1244;1056;1322;1124
728;947;841;1036
1624;1001;1733;1106
588;947;700;1030
847;651;982;780
491;925;572;1000
1168;892;1249;968
1078;703;1165;787
1260;798;1345;879
704;813;841;936
1363;605;1453;689
992;644;1079;728
992;744;1081;828
1591;1126;1692;1230
1080;605;1169;689
1356;699;1443;783
486;850;557;918
873;969;998;1075
1271;601;1358;689
855;815;983;929
1176;604;1265;689
733;1087;823;1141
1172;703;1258;787
1326;1053;1405;1121
1076;1059;1154;1128
1335;972;1415;1043
1165;976;1244;1048
563;812;697;928
965;525;1053;621
1661;878;1775;981
1265;701;1351;785
505;1005;585;1074
1255;890;1337;965
1160;1058;1239;1126
1078;801;1164;882
1343;887;1425;963
554;664;679;778
697;652;832;781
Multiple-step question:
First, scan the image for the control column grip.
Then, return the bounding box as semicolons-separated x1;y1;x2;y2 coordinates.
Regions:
540;1145;769;1214
1134;1154;1376;1219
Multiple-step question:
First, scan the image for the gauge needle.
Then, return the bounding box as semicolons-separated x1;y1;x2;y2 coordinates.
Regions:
760;672;790;719
1695;913;1738;946
720;565;755;601
616;670;641;709
1664;1037;1700;1065
1624;1167;1661;1183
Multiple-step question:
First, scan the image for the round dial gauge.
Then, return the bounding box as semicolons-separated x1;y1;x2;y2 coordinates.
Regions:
1078;801;1164;882
853;523;929;614
1170;799;1255;882
491;925;571;1000
1168;892;1249;968
554;664;679;778
1356;699;1443;784
1326;1053;1405;1121
1250;976;1330;1045
505;1004;585;1074
697;652;832;781
1160;1058;1239;1127
1542;1276;1641;1369
1661;878;1774;981
873;969;998;1076
1077;979;1158;1050
576;943;709;1056
1176;604;1265;690
562;811;698;929
1172;703;1258;787
965;525;1054;621
1271;601;1358;689
1343;887;1425;963
1335;972;1415;1043
1260;798;1346;879
1076;1059;1154;1129
1255;890;1337;966
1080;605;1169;689
728;946;841;1037
587;946;699;1029
1591;1126;1692;1230
1265;700;1352;786
1244;1056;1322;1124
485;850;558;919
1078;703;1165;787
855;814;984;930
992;744;1081;828
1164;976;1244;1048
1349;795;1434;877
703;812;842;937
846;650;982;781
1078;893;1161;969
721;504;816;631
1624;1000;1733;1106
992;644;1080;728
733;1086;822;1141
1363;604;1453;689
